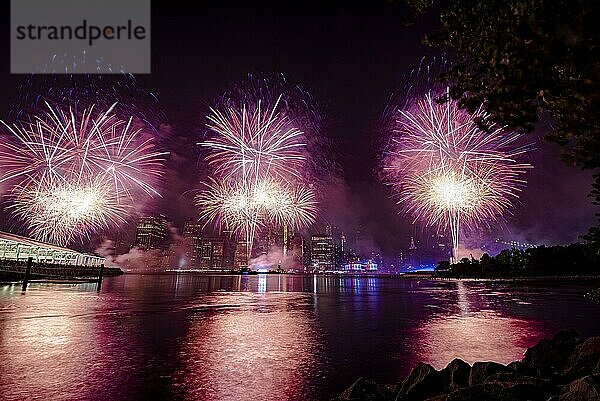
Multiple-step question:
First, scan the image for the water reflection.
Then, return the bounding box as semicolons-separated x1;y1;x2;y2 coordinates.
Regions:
173;293;323;401
416;280;544;369
0;275;599;401
0;287;100;401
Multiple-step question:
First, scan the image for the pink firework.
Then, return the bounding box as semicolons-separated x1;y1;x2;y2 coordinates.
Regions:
196;79;320;262
0;102;167;245
383;89;532;262
202;95;308;183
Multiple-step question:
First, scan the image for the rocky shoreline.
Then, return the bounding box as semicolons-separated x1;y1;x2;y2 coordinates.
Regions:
332;330;600;401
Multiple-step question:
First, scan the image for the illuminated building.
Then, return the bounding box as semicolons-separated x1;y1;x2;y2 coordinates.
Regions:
135;216;168;250
0;231;104;267
255;228;281;257
182;223;233;271
288;234;304;269
234;239;249;268
311;231;335;271
407;236;419;268
343;259;378;271
198;237;226;271
183;222;203;267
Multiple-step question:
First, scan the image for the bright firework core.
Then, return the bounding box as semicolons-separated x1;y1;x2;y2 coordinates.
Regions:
43;185;105;220
429;173;478;212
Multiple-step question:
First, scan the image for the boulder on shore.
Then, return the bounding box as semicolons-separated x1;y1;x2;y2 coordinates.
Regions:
333;331;600;401
468;361;511;386
440;358;471;391
522;329;581;379
396;363;444;401
557;374;600;401
332;377;395;401
563;336;600;381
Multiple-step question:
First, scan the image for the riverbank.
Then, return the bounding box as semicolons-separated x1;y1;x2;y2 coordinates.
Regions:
332;330;600;401
127;270;600;281
0;265;123;284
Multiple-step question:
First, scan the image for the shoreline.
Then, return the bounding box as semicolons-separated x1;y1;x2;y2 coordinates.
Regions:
332;330;600;401
121;271;600;281
4;271;600;286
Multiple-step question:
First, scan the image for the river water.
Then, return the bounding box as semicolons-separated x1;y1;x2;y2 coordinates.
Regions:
0;274;599;401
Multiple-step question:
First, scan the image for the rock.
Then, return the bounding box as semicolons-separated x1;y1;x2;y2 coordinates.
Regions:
523;330;581;379
552;330;581;355
396;363;444;401
558;374;600;401
334;377;395;401
563;336;600;381
440;359;471;390
484;371;557;400
507;361;526;374
469;362;510;386
331;332;599;401
424;395;448;401
445;383;521;401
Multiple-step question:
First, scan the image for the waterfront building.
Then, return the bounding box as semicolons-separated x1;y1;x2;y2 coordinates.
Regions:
197;236;227;271
0;231;104;267
343;259;378;271
233;239;249;269
287;233;304;270
407;236;419;268
182;222;203;267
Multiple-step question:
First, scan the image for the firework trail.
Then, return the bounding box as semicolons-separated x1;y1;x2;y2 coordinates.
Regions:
196;77;321;263
383;83;531;262
0;102;167;245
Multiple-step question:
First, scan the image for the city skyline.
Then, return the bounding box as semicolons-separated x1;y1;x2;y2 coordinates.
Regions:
102;214;465;273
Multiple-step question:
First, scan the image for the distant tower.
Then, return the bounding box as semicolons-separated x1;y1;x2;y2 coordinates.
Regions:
311;232;335;271
407;236;418;268
234;239;249;268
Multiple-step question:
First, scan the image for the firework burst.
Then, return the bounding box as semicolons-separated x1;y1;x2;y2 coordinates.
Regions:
196;78;320;262
383;89;532;262
0;102;167;245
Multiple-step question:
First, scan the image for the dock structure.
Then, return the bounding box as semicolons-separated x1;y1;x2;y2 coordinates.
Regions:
0;231;117;286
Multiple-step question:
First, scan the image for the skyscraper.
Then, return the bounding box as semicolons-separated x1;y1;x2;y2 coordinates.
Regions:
135;216;169;250
183;222;203;267
234;239;249;269
407;236;419;268
311;231;335;271
198;237;226;271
